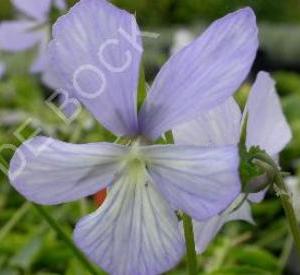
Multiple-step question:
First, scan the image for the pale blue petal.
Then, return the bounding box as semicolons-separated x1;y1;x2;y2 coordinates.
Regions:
246;71;292;155
248;189;268;203
54;0;67;10
48;0;142;136
12;0;52;21
194;199;253;253
30;30;50;73
9;137;127;205
226;200;254;224
142;145;240;220
74;165;184;275
139;8;258;140
0;62;6;78
174;97;241;146
0;20;41;52
193;215;225;253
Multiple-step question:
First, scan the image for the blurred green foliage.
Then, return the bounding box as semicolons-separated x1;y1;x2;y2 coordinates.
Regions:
113;0;300;26
1;0;300;274
2;0;300;26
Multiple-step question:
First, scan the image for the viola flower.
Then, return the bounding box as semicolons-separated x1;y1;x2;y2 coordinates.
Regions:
0;0;66;74
9;0;258;274
174;71;292;253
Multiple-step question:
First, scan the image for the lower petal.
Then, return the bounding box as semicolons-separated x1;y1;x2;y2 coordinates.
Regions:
74;165;184;275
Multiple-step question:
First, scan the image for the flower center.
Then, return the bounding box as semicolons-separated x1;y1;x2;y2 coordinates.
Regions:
120;137;151;186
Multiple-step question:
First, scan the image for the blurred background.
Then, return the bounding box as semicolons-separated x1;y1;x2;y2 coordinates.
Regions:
1;0;300;274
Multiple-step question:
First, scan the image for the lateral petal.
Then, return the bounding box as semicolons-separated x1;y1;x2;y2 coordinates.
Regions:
9;136;127;205
142;145;240;220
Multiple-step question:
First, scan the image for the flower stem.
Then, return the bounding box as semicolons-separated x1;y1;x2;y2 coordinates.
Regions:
182;213;198;275
32;203;101;275
164;130;198;274
255;153;300;258
0;202;30;242
274;173;300;257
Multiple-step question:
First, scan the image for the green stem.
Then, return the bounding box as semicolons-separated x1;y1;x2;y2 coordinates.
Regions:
279;235;293;273
255;153;300;258
182;213;198;275
164;130;198;274
274;173;300;257
32;204;101;275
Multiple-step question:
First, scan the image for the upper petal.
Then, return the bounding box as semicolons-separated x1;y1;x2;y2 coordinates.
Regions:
9;136;127;205
139;7;258;140
48;0;142;136
142;145;241;221
74;164;184;275
174;97;241;146
0;20;41;52
12;0;52;21
245;71;292;155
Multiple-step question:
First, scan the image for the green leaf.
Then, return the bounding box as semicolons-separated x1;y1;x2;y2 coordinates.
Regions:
228;245;280;272
0;269;19;275
65;259;96;275
137;65;147;111
12;75;43;113
209;266;273;275
9;234;44;270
